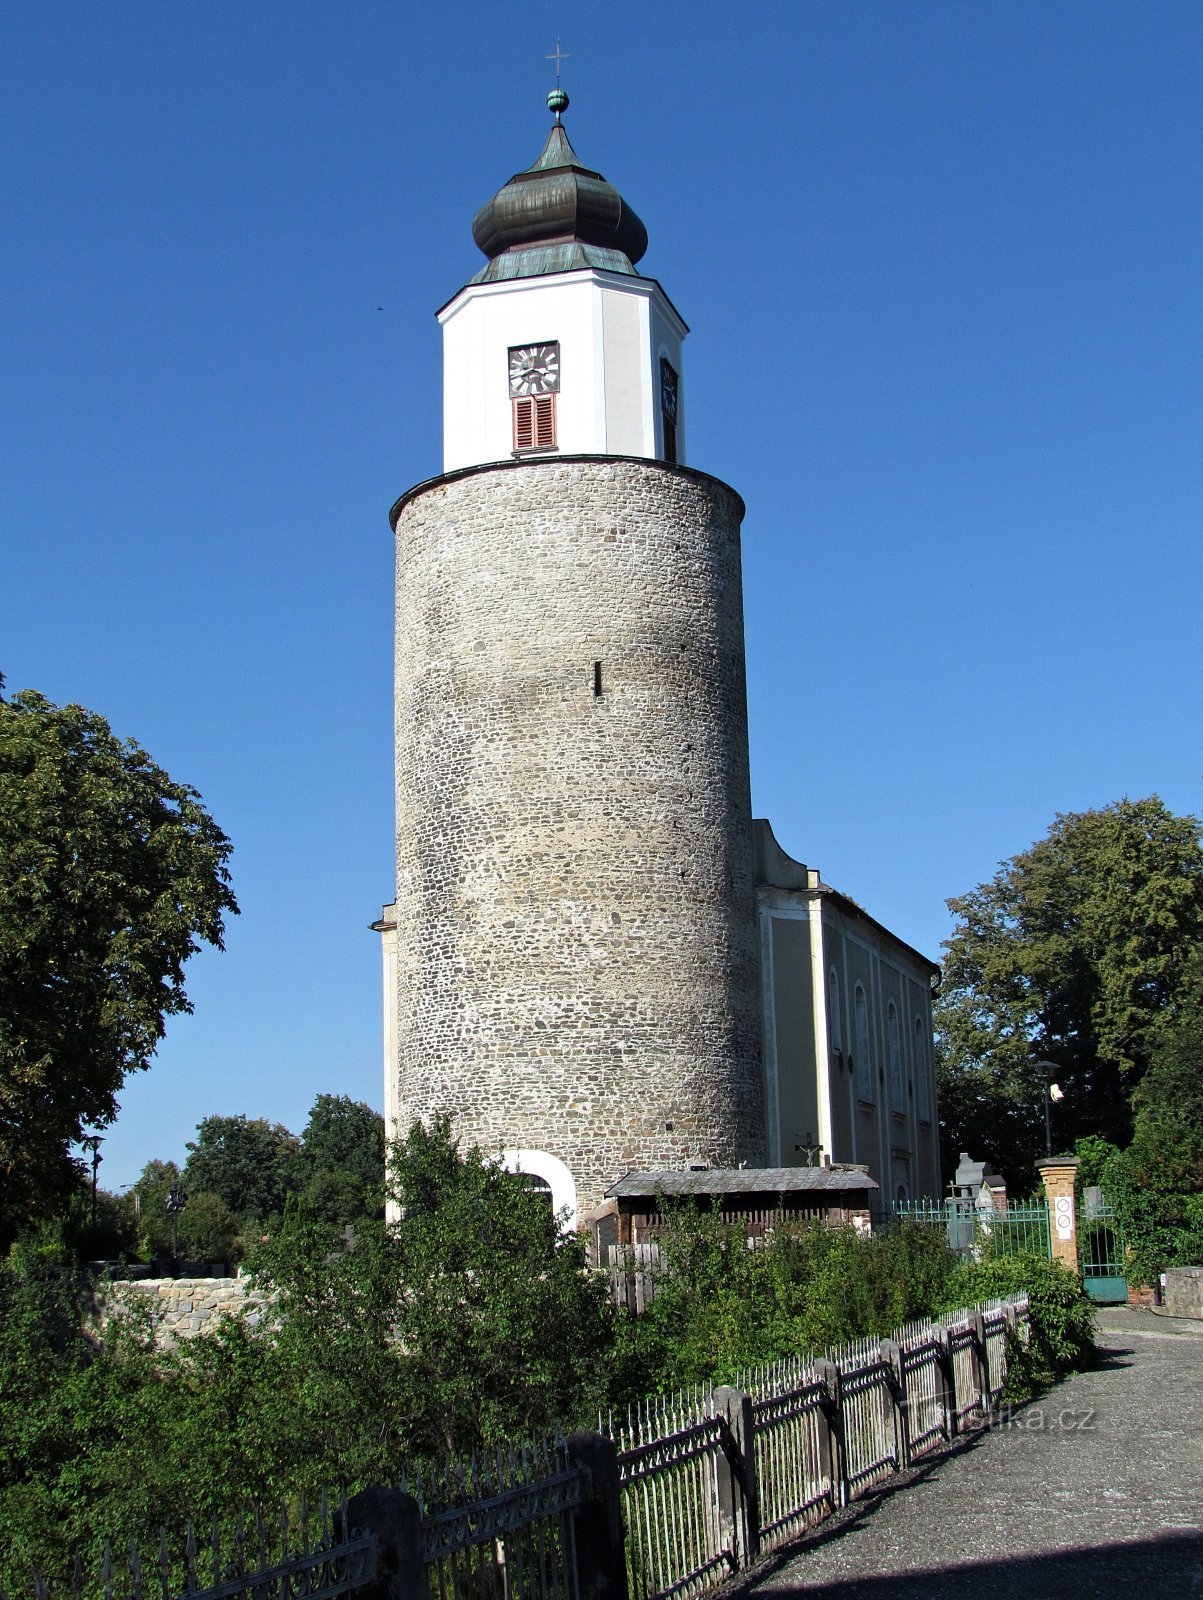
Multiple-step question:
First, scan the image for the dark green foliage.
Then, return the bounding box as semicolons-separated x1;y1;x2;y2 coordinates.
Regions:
0;684;237;1244
612;1213;958;1398
294;1094;385;1226
1078;990;1203;1284
183;1115;301;1230
173;1190;239;1263
940;1254;1095;1397
936;797;1203;1184
0;1120;617;1588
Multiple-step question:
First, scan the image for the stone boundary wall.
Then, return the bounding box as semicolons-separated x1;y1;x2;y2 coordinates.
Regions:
1162;1267;1203;1320
94;1276;272;1345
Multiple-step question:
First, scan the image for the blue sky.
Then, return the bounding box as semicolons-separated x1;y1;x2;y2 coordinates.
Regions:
3;2;1200;1192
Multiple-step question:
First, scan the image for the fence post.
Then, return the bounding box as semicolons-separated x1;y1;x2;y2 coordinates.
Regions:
566;1431;630;1600
814;1359;846;1510
935;1327;957;1440
968;1309;988;1415
880;1340;910;1471
712;1386;760;1567
344;1488;428;1600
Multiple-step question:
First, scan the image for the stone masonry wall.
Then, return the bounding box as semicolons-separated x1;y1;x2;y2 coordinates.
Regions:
94;1277;270;1346
390;456;766;1217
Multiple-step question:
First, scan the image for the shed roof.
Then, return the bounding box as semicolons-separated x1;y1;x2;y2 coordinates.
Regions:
605;1166;878;1199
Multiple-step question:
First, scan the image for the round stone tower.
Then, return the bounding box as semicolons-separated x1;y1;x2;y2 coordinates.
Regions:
381;95;764;1222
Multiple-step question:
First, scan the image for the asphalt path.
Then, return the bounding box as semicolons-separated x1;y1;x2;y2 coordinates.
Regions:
732;1307;1203;1599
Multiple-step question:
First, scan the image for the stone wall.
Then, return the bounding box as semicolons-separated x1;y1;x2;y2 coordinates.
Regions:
95;1276;270;1345
1163;1267;1203;1320
389;455;766;1217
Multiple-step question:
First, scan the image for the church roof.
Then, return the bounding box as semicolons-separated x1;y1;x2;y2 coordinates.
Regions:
469;92;648;285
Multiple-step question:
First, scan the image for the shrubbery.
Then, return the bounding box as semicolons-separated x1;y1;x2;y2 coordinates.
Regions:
939;1252;1095;1396
0;1129;1098;1591
610;1212;959;1398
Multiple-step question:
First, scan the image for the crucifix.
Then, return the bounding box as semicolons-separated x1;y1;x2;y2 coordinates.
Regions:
794;1131;823;1167
546;39;570;87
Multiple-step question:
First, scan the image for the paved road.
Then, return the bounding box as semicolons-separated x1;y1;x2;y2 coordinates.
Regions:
736;1307;1203;1599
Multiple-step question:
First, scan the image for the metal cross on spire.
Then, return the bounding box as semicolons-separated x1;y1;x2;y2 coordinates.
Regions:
546;39;570;87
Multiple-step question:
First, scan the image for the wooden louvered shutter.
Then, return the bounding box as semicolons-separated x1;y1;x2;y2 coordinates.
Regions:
512;394;557;453
533;393;556;448
513;397;535;451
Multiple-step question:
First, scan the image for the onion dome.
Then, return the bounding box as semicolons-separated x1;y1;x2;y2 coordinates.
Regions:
469;92;648;284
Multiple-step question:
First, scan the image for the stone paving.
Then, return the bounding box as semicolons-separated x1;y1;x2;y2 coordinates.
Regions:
734;1307;1203;1599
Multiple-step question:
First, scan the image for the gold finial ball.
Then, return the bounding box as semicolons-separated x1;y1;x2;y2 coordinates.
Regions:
548;89;569;115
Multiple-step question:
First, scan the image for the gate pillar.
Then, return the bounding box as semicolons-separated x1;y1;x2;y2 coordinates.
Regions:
1036;1156;1080;1274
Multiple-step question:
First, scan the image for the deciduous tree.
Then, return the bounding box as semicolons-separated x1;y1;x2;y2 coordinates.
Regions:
183;1115;300;1230
0;684;237;1243
296;1093;384;1226
936;796;1203;1182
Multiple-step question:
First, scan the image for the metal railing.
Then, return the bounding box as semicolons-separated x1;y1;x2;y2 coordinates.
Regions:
16;1491;378;1600
612;1391;733;1600
889;1199;1052;1261
407;1439;587;1600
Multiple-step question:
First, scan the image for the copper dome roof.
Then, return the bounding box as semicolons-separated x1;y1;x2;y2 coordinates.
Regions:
469;95;648;284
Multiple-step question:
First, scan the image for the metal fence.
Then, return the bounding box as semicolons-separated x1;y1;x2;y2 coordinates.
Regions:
406;1439;587;1600
27;1295;1030;1600
890;1199;1052;1261
15;1491;379;1600
612;1390;733;1600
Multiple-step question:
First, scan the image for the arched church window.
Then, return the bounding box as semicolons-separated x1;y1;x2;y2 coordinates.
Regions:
521;1173;555;1208
915;1016;932;1123
828;967;842;1056
888;1002;904;1114
854;985;872;1103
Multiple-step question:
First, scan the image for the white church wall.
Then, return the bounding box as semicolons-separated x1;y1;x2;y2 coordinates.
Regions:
439;270;686;472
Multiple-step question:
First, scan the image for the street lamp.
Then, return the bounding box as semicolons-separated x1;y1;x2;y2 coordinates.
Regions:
1034;1061;1065;1157
79;1134;104;1229
165;1184;187;1271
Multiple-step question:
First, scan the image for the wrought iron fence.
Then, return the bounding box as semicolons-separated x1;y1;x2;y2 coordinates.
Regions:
406;1439;586;1600
612;1390;734;1600
1079;1203;1127;1303
889;1199;1051;1261
13;1491;378;1600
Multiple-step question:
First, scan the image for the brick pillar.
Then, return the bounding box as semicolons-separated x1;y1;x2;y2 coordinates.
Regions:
1036;1156;1080;1273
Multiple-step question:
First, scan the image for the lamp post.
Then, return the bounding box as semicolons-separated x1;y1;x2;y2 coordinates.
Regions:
79;1134;104;1229
166;1184;187;1273
1034;1061;1064;1157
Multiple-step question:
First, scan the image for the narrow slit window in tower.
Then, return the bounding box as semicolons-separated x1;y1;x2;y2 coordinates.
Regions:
593;660;603;697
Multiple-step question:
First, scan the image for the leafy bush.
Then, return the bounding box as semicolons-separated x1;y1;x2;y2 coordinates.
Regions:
940;1253;1095;1398
611;1213;958;1399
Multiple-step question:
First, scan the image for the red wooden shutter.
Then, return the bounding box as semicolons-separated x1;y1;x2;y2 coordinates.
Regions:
512;394;557;452
533;393;556;448
513;397;535;451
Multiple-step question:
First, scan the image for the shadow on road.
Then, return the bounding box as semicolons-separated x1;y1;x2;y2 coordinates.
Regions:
745;1530;1203;1598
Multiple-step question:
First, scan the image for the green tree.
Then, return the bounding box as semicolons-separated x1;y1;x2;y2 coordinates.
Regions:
252;1118;615;1460
936;796;1203;1182
133;1158;183;1258
0;683;237;1244
295;1094;385;1227
183;1115;300;1230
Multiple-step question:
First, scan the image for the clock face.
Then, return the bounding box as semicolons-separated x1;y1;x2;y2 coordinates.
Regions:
509;343;561;397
